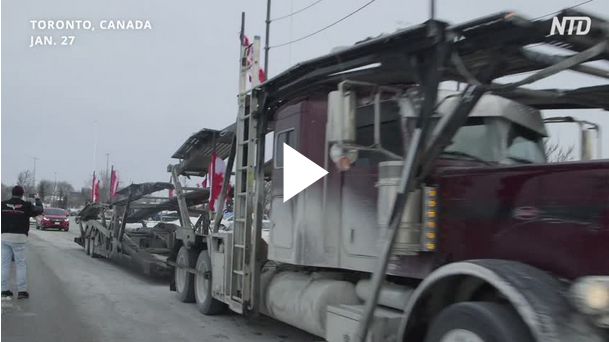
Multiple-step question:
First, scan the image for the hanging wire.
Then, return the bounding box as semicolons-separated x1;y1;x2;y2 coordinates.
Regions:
520;0;595;48
531;0;594;20
272;0;325;22
270;0;378;49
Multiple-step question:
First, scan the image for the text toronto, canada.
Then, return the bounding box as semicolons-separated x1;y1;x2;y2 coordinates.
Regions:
29;19;152;31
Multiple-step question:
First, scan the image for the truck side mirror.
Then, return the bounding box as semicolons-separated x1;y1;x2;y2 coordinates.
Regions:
327;89;356;144
327;87;358;170
327;81;404;171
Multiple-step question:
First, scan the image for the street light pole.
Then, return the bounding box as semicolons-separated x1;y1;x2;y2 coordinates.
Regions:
53;172;57;206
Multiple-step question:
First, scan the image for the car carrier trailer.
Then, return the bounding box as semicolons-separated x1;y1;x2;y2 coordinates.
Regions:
167;8;609;342
75;182;209;276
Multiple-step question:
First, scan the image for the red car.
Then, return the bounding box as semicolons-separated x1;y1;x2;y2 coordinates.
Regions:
36;208;70;231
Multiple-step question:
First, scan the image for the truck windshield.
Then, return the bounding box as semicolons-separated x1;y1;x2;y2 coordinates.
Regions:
442;117;546;164
505;123;547;164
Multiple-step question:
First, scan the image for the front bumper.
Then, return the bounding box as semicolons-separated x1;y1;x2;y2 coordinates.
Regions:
41;220;69;229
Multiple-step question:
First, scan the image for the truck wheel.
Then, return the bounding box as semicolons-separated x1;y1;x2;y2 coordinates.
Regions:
85;235;92;255
175;246;196;303
194;250;226;315
89;234;98;258
425;302;533;342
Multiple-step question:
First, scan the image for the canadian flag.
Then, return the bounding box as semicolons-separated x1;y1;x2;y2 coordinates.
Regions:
91;172;101;203
208;152;226;212
242;35;267;84
110;168;119;199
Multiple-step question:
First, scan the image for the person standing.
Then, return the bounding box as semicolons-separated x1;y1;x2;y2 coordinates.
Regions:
1;185;43;299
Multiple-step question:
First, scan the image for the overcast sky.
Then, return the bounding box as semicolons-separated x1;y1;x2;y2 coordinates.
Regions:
2;0;608;189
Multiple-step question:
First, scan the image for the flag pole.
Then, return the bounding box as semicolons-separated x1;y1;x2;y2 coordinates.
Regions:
109;165;114;200
91;171;95;203
264;0;271;75
210;131;217;215
240;12;245;55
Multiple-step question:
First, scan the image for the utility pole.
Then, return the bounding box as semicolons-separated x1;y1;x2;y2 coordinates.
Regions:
430;0;436;19
264;0;271;75
31;156;38;193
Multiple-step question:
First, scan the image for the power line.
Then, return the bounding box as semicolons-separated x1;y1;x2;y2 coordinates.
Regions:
531;0;594;20
521;0;595;48
270;0;378;49
272;0;325;22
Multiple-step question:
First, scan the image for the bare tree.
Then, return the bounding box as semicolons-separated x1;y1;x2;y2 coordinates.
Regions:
81;187;92;204
544;141;576;162
1;183;12;200
56;181;74;194
55;181;74;208
37;180;53;201
16;170;34;194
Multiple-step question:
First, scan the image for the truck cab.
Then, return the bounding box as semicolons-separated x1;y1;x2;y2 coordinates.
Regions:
268;89;553;278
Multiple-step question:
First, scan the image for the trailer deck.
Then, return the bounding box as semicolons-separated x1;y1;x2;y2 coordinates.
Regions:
75;182;208;276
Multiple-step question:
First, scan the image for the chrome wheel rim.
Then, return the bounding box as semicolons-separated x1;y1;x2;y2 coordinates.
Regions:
175;252;186;291
194;257;209;304
441;329;484;342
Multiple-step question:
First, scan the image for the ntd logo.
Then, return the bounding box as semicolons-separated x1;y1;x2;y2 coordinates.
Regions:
550;16;591;35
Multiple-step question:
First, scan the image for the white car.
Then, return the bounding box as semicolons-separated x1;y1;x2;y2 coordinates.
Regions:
219;212;272;243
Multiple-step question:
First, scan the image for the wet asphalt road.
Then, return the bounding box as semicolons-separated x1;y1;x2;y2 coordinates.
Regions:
1;219;316;342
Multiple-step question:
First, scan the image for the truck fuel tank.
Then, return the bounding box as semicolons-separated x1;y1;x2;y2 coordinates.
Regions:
377;161;423;255
263;271;360;337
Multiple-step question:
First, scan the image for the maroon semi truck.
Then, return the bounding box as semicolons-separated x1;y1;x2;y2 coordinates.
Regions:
167;9;609;342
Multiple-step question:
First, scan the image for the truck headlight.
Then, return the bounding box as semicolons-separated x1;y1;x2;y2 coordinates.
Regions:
571;276;609;315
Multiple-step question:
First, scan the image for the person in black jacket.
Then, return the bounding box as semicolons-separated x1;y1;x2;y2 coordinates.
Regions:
1;185;43;299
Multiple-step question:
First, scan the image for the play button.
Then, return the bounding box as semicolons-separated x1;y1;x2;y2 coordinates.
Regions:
283;143;328;202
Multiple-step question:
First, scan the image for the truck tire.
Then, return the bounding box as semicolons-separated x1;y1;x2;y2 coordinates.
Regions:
89;236;96;257
425;302;534;342
194;250;226;315
175;246;196;303
89;234;99;258
85;235;92;256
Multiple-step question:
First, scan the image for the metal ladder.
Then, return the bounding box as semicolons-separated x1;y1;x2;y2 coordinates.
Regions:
228;35;263;314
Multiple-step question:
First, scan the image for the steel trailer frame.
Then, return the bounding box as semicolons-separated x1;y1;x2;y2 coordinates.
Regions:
75;182;207;276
